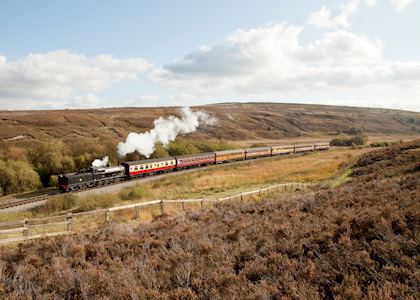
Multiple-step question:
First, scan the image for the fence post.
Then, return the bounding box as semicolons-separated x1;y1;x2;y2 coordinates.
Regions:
135;206;140;221
66;213;73;232
200;198;204;209
105;209;110;223
160;200;165;215
181;200;185;211
259;189;262;200
240;193;243;202
22;219;28;237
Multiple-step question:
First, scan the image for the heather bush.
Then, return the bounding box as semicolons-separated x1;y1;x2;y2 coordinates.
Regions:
0;140;418;299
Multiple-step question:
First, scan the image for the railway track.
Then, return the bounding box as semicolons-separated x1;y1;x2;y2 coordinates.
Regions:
0;192;59;210
0;148;329;211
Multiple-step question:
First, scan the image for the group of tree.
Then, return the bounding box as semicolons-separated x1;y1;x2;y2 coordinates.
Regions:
330;128;368;146
0;160;41;196
0;138;232;196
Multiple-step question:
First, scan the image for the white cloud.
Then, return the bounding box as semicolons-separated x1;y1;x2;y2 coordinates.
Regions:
306;0;381;29
154;24;420;111
389;0;414;11
0;50;152;107
307;0;360;29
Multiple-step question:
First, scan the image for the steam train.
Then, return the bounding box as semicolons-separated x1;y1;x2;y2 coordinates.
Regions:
57;142;330;192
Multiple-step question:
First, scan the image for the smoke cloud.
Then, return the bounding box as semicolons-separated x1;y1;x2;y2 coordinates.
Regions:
117;107;217;158
92;156;109;168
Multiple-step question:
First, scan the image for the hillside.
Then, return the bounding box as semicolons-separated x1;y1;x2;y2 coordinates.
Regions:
1;103;419;151
0;140;418;299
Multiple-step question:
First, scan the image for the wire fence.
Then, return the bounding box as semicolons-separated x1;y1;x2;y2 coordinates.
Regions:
0;181;320;245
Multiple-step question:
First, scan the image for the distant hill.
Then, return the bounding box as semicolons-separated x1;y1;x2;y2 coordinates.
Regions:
0;103;419;150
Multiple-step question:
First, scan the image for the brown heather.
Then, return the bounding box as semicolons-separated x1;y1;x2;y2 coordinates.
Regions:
0;140;418;299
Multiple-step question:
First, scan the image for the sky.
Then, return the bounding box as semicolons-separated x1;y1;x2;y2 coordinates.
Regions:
0;0;419;111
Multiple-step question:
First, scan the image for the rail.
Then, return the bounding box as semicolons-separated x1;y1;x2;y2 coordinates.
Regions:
0;195;50;210
0;145;330;211
0;181;321;245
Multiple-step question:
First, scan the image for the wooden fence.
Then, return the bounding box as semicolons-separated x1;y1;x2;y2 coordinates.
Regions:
0;182;316;245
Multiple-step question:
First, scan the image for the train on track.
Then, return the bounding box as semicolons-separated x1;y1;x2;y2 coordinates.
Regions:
57;142;330;193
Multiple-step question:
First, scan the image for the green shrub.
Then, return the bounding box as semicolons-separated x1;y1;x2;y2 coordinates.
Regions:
193;139;233;152
168;139;199;156
250;143;268;148
150;144;170;158
76;194;118;212
344;127;363;135
350;134;367;145
119;186;152;201
28;142;75;186
331;134;368;147
48;175;58;187
369;141;394;147
0;160;42;195
32;193;78;215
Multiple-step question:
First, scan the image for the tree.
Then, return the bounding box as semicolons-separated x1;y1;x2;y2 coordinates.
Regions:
0;160;41;195
150;143;169;158
350;134;367;146
28;142;73;186
168;139;198;156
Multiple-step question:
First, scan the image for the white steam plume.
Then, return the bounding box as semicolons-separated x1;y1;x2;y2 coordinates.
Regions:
117;107;217;158
92;156;109;168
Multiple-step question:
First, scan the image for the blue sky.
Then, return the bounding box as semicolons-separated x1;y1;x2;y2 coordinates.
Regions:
0;0;419;111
